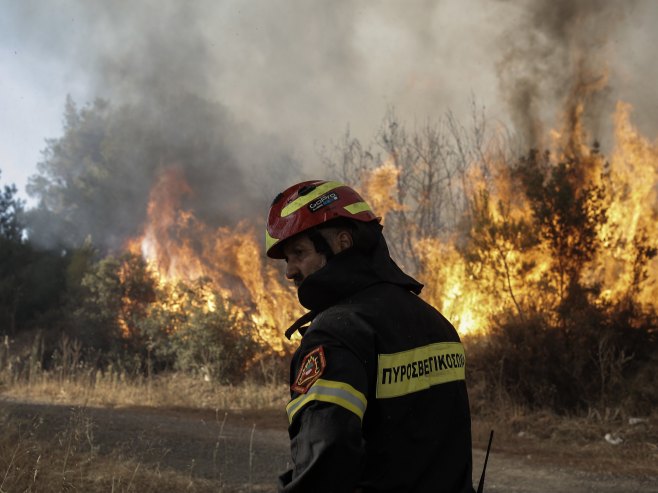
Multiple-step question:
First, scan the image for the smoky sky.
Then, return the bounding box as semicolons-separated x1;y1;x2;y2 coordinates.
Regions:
3;0;658;249
495;0;645;148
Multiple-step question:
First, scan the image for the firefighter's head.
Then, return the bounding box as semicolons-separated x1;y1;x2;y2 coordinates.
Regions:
266;180;379;286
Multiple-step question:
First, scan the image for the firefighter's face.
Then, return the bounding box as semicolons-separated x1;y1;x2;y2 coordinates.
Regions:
282;234;327;288
282;229;353;288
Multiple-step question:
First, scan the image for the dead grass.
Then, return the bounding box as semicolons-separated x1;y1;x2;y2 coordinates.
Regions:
0;406;269;493
471;406;658;477
2;361;656;484
0;366;287;491
0;370;288;411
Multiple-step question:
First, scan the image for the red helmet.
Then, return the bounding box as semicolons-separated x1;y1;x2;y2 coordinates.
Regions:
266;180;379;259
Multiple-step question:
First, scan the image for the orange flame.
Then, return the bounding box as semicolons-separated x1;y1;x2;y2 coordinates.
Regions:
118;97;657;343
123;168;300;353
358;100;657;336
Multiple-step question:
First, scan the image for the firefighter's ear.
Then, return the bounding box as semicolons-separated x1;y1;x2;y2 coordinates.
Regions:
334;229;353;253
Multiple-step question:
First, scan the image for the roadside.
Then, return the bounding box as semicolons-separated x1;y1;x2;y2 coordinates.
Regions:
2;397;657;492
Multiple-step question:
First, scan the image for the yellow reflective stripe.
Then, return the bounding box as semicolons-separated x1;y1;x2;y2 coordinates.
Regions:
343;201;372;215
286;378;367;424
376;342;465;399
280;181;343;217
265;229;279;251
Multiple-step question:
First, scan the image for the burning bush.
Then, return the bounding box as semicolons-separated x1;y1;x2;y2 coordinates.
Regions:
3;87;655;417
458;140;656;414
136;278;259;383
467;302;657;415
66;252;262;382
323;103;658;415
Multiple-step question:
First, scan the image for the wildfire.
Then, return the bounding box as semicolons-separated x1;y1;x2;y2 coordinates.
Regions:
592;102;658;306
363;159;405;220
420;101;656;335
123;167;301;353
117;97;656;344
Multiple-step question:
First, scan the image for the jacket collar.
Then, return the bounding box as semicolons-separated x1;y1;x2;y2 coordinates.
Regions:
284;233;423;338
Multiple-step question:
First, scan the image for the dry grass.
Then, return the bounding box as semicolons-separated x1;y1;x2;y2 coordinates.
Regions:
464;331;658;478
0;406;270;493
0;370;288;411
471;405;658;477
0;363;288;491
1;345;656;486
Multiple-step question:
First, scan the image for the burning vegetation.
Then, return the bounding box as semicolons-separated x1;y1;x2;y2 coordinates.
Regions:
317;92;656;412
413;101;658;337
1;72;656;415
59;87;653;415
124;166;301;353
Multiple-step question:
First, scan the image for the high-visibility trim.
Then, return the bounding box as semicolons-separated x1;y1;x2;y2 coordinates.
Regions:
280;181;343;217
286;378;367;424
265;229;279;252
343;201;373;215
376;342;465;399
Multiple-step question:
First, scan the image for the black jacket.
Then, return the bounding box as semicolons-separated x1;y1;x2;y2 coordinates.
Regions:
279;234;475;493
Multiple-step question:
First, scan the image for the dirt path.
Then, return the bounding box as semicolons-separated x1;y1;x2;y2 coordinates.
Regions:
2;399;657;492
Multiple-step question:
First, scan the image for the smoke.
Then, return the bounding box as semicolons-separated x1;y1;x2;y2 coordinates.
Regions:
495;0;640;149
4;0;658;249
11;0;302;249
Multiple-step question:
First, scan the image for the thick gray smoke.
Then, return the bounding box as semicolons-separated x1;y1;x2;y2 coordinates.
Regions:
4;0;657;249
10;1;302;249
495;0;646;149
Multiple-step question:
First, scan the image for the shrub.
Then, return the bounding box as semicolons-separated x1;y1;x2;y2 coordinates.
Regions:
467;300;657;415
141;283;259;383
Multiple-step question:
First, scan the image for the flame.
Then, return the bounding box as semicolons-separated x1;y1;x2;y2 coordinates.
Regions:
122;168;301;353
357;99;657;336
589;102;658;305
415;239;485;334
362;159;405;221
116;96;657;344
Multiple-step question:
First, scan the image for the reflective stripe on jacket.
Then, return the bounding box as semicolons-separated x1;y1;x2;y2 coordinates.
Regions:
279;281;475;493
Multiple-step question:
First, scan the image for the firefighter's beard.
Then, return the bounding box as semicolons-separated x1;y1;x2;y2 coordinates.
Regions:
292;255;328;288
292;275;304;288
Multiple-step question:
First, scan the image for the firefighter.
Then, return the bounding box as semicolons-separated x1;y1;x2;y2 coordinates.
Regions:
266;180;475;493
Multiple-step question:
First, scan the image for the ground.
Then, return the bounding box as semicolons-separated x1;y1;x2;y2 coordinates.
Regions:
2;398;657;492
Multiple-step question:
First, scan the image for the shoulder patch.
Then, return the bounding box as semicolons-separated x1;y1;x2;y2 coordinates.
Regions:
291;346;326;394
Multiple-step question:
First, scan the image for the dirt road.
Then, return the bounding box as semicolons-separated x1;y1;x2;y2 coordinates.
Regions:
2;399;657;492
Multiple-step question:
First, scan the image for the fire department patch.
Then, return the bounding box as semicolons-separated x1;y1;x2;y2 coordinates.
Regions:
291;346;326;394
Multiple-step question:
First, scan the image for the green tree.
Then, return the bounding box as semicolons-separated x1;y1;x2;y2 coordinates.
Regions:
69;255;124;352
26;97;145;249
69;253;156;358
0;170;24;242
0;170;23;333
0;170;67;336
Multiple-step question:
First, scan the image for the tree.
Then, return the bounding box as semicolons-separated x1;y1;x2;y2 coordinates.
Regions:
26;97;146;250
0;170;67;336
68;253;156;358
461;189;538;319
322;105;491;274
26;94;292;251
514;148;608;312
70;255;124;350
138;279;259;382
0;170;24;241
0;170;27;334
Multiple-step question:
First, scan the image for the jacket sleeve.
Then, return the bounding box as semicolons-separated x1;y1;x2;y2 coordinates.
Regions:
278;402;364;492
278;311;373;493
